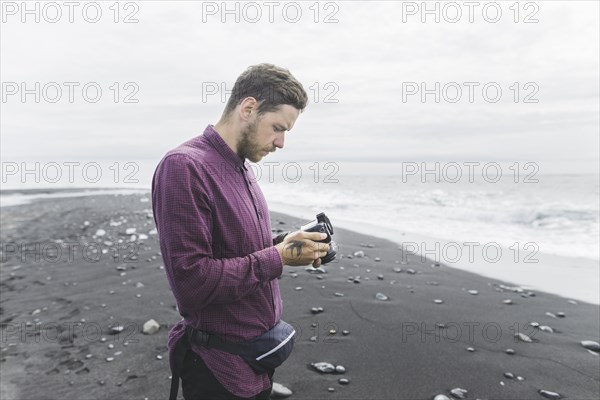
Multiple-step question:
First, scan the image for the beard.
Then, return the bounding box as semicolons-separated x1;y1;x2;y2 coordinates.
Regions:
237;120;268;163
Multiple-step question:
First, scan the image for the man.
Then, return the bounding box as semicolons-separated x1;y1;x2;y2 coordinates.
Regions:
152;63;330;400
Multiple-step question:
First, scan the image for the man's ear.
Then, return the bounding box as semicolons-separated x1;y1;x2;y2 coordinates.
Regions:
239;97;257;122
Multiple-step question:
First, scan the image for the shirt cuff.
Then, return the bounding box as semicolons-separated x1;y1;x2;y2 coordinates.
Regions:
256;246;283;281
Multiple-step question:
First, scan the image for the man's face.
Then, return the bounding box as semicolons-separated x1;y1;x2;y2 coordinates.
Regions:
237;104;300;163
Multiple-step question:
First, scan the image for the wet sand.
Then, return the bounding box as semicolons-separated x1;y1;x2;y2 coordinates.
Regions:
1;192;598;399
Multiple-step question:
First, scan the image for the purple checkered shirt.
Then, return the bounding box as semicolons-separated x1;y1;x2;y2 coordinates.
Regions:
151;125;283;397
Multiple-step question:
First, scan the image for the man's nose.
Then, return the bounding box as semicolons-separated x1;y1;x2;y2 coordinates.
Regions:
273;135;285;149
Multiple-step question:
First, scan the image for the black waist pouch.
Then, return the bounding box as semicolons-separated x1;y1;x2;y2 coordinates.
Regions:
188;319;296;373
239;319;296;374
169;320;295;400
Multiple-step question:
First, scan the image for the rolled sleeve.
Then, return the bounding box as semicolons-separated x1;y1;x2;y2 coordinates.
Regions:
253;246;283;281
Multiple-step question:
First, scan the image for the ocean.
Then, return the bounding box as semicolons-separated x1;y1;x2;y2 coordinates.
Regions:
262;169;599;303
2;169;597;261
261;172;599;262
2;167;598;303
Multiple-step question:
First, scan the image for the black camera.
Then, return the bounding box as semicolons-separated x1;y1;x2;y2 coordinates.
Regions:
301;212;338;264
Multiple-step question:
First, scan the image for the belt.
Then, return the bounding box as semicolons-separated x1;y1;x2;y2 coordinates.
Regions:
187;327;245;355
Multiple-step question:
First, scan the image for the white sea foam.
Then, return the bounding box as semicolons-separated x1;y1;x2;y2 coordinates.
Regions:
261;174;599;261
2;173;597;303
261;173;599;304
0;188;149;207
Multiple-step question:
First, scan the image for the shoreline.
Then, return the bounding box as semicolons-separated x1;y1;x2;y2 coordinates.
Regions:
0;188;149;207
2;188;598;305
267;201;600;306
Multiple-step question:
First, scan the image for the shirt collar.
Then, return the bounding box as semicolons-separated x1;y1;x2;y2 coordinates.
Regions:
203;124;248;171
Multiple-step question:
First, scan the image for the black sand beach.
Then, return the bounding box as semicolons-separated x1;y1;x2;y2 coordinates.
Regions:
1;192;598;400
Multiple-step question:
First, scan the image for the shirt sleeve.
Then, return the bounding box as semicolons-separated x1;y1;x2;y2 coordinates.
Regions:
152;153;283;315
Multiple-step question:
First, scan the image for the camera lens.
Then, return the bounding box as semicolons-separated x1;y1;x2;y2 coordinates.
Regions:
321;241;338;264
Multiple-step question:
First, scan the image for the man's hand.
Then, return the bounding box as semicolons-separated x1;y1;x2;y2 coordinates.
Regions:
275;230;330;267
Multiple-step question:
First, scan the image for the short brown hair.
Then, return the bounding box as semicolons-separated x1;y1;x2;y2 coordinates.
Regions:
222;63;308;117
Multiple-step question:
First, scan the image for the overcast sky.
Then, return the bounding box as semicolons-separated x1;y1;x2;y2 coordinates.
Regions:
1;0;599;187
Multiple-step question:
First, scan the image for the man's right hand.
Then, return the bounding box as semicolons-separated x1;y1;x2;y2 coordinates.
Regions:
275;230;330;267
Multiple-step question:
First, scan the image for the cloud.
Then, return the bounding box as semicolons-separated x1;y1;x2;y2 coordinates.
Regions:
1;1;598;175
